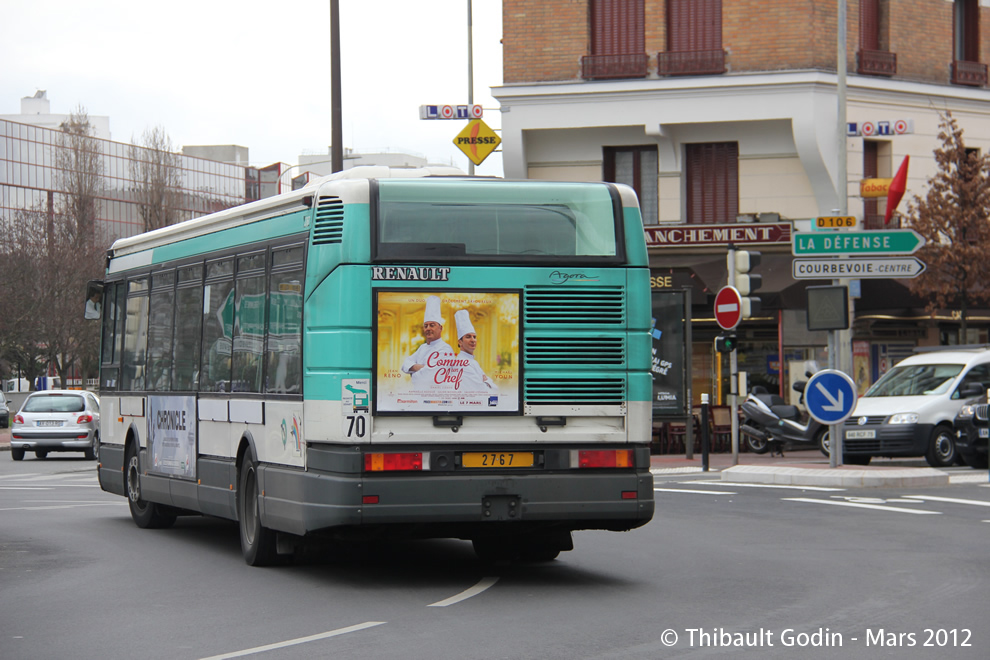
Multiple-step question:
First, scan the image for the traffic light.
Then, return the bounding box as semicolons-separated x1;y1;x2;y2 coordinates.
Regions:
714;333;738;353
727;246;762;318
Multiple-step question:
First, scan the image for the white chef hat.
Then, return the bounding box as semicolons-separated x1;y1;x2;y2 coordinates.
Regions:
424;295;443;325
455;309;475;338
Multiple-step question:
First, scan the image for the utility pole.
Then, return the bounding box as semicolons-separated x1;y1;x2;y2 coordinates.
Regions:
330;0;343;173
467;0;475;175
831;0;848;468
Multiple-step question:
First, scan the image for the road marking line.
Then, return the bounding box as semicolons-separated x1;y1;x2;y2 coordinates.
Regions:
903;495;990;507
0;487;53;490
784;497;941;514
199;621;386;660
0;502;126;511
655;488;737;495
949;474;989;484
429;576;499;607
683;480;844;492
0;473;42;480
650;467;706;475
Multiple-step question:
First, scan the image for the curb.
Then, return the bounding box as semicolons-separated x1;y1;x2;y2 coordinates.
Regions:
720;464;950;488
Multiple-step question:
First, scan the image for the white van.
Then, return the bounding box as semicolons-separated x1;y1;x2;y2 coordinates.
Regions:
840;347;990;467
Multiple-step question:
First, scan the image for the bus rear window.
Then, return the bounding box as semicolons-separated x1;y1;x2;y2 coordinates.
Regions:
374;179;624;263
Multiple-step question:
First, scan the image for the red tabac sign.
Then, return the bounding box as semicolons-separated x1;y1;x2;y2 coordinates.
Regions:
644;223;792;248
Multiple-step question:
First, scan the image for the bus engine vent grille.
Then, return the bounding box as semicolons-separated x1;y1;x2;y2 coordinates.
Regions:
313;196;344;245
525;378;625;405
525;337;625;365
524;286;625;324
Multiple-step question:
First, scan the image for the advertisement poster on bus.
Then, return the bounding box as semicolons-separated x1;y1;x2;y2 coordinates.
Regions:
375;290;520;413
148;395;196;479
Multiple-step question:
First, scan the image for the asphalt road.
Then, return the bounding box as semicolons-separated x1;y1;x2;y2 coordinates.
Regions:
1;454;987;660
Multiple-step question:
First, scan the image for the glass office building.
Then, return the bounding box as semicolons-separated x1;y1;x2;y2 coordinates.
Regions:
0;118;256;247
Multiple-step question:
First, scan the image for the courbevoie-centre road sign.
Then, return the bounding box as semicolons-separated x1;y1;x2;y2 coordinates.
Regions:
792;256;926;279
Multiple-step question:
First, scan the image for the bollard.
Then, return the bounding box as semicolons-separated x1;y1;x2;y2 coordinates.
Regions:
700;393;711;472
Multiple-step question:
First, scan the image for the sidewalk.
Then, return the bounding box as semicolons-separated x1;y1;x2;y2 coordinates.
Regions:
651;448;956;488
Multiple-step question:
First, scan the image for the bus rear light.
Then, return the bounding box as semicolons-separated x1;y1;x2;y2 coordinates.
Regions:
364;452;423;472
578;449;634;468
362;495;380;504
621;490;638;499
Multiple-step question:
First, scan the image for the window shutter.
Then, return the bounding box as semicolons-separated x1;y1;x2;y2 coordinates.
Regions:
860;0;879;50
864;141;879;217
668;0;721;52
591;0;645;55
686;142;738;224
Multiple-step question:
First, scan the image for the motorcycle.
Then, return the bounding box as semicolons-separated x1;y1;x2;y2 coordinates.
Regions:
739;369;830;457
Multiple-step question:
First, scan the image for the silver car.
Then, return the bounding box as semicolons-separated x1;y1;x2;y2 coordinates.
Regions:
10;390;100;461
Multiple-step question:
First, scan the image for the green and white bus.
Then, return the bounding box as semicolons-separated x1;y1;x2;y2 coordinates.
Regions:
93;166;655;565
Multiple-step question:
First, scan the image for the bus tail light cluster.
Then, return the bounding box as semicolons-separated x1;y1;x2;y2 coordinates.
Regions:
578;449;634;469
364;452;423;472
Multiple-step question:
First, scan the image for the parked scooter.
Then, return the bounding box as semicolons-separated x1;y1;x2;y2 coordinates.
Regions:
739;367;830;457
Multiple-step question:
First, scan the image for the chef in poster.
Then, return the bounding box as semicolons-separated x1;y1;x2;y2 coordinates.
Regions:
400;295;455;389
455;309;498;394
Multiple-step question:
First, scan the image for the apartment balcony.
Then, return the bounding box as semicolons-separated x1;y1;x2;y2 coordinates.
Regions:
952;60;988;87
857;49;896;77
657;49;726;77
862;214;900;230
581;53;649;80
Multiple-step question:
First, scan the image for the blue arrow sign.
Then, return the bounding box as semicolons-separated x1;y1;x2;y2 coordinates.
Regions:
804;370;858;425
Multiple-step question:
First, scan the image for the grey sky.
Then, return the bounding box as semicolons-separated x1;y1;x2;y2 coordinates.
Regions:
1;0;503;175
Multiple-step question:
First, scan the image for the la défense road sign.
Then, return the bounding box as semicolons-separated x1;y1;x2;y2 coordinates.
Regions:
714;286;742;330
792;256;926;279
792;229;925;256
805;369;857;425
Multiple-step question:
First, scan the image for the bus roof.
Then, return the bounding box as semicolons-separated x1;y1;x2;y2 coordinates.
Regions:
107;166;467;259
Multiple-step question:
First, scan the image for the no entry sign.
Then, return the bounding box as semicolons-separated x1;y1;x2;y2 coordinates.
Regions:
714;286;742;330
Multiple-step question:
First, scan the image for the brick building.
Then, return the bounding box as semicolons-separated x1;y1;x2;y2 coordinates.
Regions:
493;0;990;411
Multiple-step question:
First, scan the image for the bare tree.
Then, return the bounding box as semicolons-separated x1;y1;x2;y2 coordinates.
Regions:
0;206;101;389
903;111;990;342
130;125;183;232
0;209;49;389
55;106;104;243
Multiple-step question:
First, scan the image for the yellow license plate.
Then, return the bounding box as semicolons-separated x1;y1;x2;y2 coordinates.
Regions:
462;452;534;468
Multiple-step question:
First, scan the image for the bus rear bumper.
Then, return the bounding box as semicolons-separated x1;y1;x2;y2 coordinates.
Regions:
259;464;655;538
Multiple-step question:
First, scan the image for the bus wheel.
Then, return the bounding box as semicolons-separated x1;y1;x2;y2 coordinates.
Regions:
125;445;175;529
237;453;277;566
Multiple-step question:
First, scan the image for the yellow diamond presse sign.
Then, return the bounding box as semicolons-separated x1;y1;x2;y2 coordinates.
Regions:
453;119;501;166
